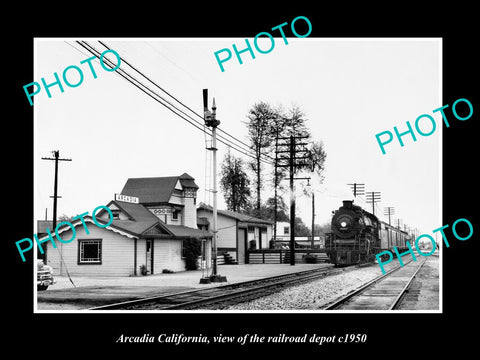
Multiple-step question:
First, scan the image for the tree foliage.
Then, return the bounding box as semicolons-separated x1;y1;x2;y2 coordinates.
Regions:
294;216;311;237
220;151;251;213
264;196;289;222
305;140;327;178
244;196;289;221
243;101;327;237
183;238;202;270
245;102;279;211
281;104;311;139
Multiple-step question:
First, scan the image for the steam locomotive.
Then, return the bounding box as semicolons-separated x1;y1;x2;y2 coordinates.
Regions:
325;200;409;265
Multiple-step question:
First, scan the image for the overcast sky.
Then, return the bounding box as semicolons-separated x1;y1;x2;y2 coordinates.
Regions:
34;38;441;236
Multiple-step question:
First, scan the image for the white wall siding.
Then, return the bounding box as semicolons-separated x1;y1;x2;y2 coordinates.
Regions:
217;215;237;249
169;193;183;205
197;209;237;249
276;222;290;237
45;224;136;277
183;197;197;228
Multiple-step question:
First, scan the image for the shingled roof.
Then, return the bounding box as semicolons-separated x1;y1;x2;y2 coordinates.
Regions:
106;200;211;238
197;204;274;225
39;200;212;241
178;172;199;189
120;173;198;204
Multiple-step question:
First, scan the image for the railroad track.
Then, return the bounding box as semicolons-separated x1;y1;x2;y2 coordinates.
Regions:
90;264;356;310
323;256;428;310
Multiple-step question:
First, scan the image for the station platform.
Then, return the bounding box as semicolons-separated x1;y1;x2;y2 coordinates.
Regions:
37;263;332;310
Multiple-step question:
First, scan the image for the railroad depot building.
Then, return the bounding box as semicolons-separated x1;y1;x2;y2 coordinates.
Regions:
39;173;212;277
196;204;273;265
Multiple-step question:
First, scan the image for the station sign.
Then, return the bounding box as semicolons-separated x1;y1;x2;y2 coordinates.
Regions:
114;193;139;204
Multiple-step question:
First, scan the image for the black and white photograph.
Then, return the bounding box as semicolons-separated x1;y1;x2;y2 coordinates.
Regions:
8;5;478;355
32;37;442;314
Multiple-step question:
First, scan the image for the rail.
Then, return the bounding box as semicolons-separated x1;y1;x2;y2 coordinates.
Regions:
323;256;427;310
90;264;343;311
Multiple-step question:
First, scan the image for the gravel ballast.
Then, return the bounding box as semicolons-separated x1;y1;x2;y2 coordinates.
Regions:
222;254;437;310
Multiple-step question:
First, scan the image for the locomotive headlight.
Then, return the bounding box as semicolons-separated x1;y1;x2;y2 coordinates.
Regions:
337;215;352;231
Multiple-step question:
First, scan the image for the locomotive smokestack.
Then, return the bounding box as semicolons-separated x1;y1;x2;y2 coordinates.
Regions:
343;200;353;209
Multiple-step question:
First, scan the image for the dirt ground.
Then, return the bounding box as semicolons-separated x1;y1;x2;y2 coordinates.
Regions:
36;263;327;311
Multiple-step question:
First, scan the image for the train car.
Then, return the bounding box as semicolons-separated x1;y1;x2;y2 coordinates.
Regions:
378;221;409;253
325;200;409;266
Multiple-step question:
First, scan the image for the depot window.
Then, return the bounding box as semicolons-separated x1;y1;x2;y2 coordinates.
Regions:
172;209;179;221
78;239;102;264
111;209;120;220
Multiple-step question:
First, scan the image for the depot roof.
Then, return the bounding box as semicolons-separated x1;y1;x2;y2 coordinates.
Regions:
120;173;199;205
197;204;274;225
38;200;212;241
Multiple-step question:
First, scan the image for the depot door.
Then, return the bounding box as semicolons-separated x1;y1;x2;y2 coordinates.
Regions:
237;228;247;264
146;239;153;274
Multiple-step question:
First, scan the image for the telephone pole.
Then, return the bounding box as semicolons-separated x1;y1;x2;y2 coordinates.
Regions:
366;191;381;216
276;134;310;265
273;130;280;245
347;183;365;198
41;150;72;263
396;218;403;230
311;192;315;249
384;207;395;225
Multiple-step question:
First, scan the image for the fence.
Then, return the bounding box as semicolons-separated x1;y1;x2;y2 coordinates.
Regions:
246;249;329;264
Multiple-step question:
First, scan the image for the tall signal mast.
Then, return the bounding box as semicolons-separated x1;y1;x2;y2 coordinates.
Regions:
201;89;227;283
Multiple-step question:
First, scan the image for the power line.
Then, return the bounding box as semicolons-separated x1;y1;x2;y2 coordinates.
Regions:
128;42;258;150
133;41;272;159
73;41;274;166
95;41;275;164
75;41;204;130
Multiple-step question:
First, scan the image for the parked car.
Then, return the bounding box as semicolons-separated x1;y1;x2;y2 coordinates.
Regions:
37;260;55;291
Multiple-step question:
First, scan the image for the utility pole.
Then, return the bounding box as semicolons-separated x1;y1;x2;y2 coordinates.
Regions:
276;134;310;265
311;192;315;249
289;135;295;264
384;207;395;225
273;130;279;245
348;183;365;198
202;89;226;283
366;191;381;216
41;150;72;263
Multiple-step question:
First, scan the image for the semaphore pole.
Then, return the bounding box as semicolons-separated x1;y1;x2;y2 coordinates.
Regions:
201;89;226;283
